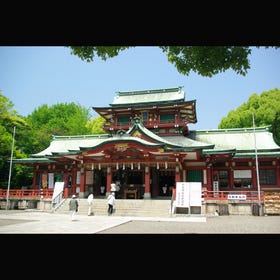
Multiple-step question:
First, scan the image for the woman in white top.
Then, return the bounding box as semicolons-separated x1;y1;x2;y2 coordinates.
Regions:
87;193;94;216
107;192;115;215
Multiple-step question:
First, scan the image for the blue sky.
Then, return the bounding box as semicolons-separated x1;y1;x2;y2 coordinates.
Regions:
0;46;279;130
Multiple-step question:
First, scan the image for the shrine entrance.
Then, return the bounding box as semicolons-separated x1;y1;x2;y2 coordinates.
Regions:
112;169;145;199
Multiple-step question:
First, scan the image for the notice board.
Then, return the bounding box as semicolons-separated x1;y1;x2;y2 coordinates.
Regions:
175;182;202;208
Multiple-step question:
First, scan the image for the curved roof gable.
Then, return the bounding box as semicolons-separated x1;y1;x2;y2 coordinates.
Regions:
127;117;214;150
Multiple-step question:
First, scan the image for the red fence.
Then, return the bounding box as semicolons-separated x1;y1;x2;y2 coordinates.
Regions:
202;190;264;201
0;188;264;202
0;188;54;199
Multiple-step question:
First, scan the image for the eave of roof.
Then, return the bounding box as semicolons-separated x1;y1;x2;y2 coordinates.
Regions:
234;151;280;158
13;158;56;164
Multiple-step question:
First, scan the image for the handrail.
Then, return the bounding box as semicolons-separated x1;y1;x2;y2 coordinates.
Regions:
52;189;64;209
0;188;53;199
170;188;177;215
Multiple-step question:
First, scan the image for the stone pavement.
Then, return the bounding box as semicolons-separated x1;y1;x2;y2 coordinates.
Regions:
1;209;280;234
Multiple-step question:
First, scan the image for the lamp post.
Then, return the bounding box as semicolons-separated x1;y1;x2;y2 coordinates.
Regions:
252;114;262;215
6;126;16;210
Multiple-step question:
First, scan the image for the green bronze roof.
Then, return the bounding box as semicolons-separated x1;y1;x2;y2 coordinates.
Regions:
110;87;185;106
15;122;280;163
190;126;280;157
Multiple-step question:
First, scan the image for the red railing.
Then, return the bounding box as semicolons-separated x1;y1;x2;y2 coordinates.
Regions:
202;190;264;201
0;188;264;202
0;188;54;199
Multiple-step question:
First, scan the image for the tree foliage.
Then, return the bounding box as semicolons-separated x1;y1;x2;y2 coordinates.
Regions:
219;88;280;145
25;102;93;153
0;92;31;188
86;116;106;134
0;93;97;189
68;46;279;78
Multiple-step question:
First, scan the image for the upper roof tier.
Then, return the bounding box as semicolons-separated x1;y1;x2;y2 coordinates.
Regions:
110;87;185;107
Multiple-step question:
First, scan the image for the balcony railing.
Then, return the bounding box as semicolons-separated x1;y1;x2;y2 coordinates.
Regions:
0;188;54;199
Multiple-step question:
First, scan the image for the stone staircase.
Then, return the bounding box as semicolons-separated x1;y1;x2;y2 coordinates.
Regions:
53;197;173;217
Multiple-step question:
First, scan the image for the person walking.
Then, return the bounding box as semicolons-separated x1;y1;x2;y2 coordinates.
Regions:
87;193;94;216
69;194;79;221
107;192;116;215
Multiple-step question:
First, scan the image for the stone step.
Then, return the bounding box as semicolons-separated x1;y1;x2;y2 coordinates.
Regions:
54;198;173;217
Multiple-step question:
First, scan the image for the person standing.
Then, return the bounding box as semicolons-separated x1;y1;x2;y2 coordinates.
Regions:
100;185;105;195
162;184;167;196
87;193;94;216
107;192;116;215
110;182;116;194
69;194;79;221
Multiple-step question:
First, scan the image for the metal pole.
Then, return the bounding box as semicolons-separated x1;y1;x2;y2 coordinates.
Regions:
252;114;261;214
6;126;16;210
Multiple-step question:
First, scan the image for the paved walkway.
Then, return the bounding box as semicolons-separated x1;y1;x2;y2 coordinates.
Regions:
0;210;280;234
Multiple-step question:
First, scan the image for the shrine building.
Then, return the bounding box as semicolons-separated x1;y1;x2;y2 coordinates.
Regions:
14;87;280;199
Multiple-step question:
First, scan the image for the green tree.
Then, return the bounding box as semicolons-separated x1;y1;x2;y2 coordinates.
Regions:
68;46;279;78
0;92;31;189
0;94;100;189
86;116;106;134
25;102;93;153
219;88;280;145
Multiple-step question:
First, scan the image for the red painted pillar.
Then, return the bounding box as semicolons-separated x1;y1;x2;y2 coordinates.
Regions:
276;165;280;186
106;171;112;194
144;166;151;198
175;166;180;183
33;170;37;188
252;166;257;191
64;187;69;198
79;172;86;196
206;167;212;191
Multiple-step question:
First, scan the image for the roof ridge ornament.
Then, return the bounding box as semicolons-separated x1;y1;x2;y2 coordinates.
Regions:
133;116;141;124
116;129;126;136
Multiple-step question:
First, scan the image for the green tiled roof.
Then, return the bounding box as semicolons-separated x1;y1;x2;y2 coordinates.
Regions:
111;87;185;106
32;134;110;157
190;126;280;153
21;124;280;161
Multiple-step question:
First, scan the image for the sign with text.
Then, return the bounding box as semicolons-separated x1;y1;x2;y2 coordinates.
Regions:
176;182;202;208
189;182;202;206
228;194;247;200
52;182;64;200
176;182;189;207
